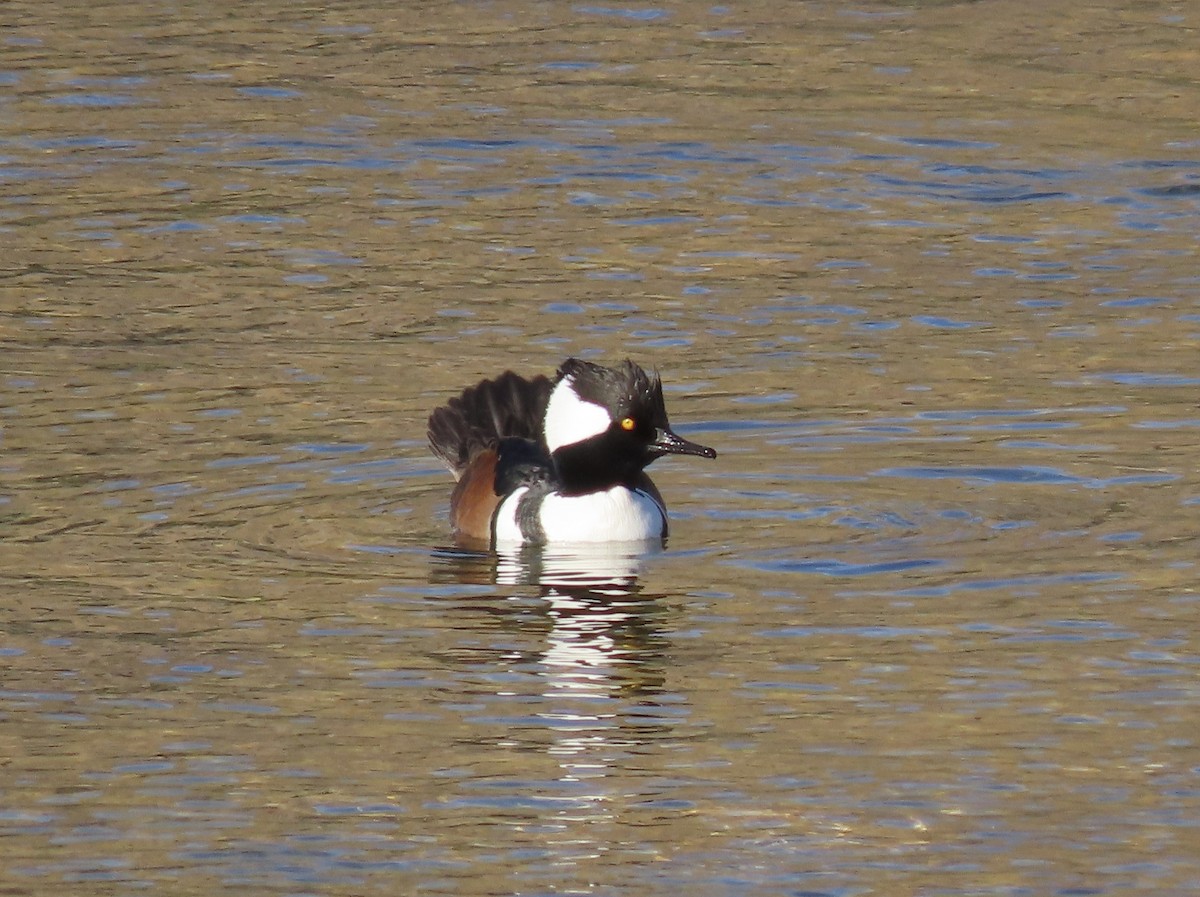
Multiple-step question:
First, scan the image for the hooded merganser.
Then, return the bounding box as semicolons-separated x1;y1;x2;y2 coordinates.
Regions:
428;358;716;546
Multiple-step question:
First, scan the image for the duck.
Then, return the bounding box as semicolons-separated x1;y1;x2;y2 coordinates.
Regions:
428;358;716;546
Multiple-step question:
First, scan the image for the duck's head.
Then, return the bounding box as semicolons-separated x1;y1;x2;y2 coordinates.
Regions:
543;358;716;494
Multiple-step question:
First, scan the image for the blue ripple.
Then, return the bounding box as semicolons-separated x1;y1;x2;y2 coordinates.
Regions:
576;6;670;20
1093;372;1200;387
875;465;1082;485
736;557;942;577
874;465;1179;489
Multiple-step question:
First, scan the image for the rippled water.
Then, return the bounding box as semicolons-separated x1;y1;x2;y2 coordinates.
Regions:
3;1;1200;894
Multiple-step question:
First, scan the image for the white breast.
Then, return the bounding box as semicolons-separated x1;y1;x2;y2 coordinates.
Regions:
492;487;530;544
541;487;665;542
493;486;666;545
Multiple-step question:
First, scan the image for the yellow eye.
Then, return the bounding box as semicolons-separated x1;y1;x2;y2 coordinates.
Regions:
620;417;636;431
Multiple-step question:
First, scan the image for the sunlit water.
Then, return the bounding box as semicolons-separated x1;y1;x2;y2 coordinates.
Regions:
3;2;1200;895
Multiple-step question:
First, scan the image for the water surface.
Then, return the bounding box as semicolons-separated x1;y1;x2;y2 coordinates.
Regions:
3;1;1200;894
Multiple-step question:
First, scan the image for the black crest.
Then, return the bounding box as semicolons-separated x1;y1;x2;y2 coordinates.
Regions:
557;358;668;427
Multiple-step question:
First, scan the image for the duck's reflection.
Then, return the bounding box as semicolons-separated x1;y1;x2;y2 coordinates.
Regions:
433;539;659;594
431;541;675;836
430;540;668;696
499;539;660;593
536;586;643;826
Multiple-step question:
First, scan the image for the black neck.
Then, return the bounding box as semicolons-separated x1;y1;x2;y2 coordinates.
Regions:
551;435;645;496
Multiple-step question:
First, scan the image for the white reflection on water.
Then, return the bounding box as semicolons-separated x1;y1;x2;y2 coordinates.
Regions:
494;540;659;592
538;591;631;829
491;543;667;843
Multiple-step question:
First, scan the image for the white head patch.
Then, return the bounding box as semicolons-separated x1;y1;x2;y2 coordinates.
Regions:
543;376;612;452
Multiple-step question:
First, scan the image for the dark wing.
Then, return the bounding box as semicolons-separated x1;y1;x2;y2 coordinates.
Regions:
428;370;553;479
428;370;554;544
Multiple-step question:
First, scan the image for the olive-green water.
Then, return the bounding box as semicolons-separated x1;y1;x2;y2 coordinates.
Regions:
3;2;1199;894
